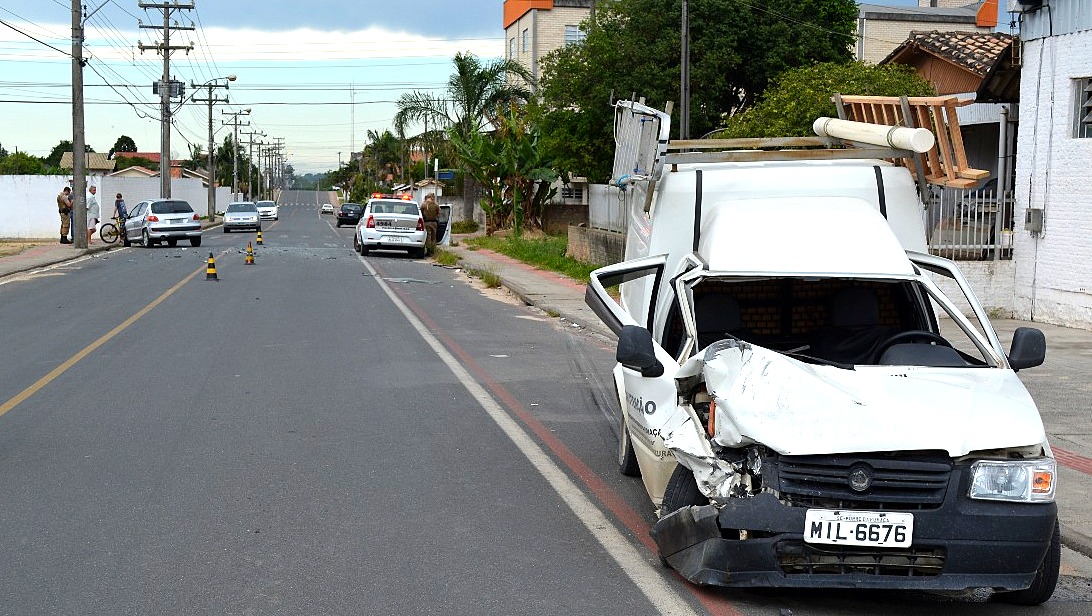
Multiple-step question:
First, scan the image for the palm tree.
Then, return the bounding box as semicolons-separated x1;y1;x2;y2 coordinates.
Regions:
395;51;535;218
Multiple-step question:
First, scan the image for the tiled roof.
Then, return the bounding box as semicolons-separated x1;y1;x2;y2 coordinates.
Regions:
884;30;1014;77
114;152;163;163
59;151;116;171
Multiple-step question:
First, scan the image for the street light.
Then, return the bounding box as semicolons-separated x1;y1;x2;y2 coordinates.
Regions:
191;74;236;222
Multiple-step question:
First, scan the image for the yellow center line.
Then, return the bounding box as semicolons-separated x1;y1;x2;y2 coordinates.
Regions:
0;261;208;418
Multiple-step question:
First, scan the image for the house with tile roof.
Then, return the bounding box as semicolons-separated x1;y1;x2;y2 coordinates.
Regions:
59;152;116;175
880;29;1018;213
112;151;186;178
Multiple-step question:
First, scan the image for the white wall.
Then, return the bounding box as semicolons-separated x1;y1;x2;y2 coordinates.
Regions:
0;175;72;238
0;175;231;238
1014;33;1092;328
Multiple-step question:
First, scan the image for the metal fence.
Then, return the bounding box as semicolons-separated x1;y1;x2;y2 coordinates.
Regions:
926;185;1014;261
586;183;1015;261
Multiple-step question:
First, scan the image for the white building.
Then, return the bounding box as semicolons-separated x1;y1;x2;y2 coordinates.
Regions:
1012;0;1092;328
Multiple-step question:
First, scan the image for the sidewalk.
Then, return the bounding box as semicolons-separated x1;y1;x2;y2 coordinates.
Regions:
4;236;1092;561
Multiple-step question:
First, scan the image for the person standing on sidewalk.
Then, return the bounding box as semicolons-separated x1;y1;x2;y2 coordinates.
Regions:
421;193;439;255
56;186;72;244
85;185;100;245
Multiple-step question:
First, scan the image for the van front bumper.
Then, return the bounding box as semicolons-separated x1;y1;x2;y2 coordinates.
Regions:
651;491;1056;590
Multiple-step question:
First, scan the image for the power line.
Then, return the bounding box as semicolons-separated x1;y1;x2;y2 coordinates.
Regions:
0;17;73;58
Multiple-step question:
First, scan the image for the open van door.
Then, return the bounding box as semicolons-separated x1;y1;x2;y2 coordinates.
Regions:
587;256;683;506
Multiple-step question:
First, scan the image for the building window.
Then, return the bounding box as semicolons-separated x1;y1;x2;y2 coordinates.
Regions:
509;37;516;59
1075;78;1092;138
564;25;586;46
522;28;529;52
561;185;583;201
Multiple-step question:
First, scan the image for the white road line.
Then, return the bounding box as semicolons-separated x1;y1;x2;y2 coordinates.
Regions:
359;255;699;616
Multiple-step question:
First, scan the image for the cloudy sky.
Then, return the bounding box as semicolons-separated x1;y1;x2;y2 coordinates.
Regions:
2;0;924;173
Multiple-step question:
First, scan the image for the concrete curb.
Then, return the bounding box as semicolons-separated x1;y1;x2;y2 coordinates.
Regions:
1062;523;1092;561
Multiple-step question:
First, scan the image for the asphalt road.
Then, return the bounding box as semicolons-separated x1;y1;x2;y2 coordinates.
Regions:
1;192;1090;615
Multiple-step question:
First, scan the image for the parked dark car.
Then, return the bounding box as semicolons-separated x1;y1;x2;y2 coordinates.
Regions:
336;203;363;227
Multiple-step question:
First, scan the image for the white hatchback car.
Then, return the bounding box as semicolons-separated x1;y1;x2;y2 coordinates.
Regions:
222;202;261;233
256;200;279;220
353;198;426;258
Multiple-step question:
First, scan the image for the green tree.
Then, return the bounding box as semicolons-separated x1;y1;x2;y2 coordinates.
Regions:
0;151;45;174
536;0;858;181
450;105;561;236
362;129;402;185
110;135;137;158
715;62;935;138
395;51;535;218
45;140;94;169
183;143;204;172
114;156;159;172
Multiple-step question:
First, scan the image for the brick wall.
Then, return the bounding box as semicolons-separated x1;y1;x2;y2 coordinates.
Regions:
1014;33;1092;328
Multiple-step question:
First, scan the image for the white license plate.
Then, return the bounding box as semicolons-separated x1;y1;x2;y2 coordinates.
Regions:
387;236;407;243
171;218;183;224
803;509;913;548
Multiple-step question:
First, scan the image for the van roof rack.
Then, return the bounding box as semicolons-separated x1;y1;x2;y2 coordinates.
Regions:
611;95;988;192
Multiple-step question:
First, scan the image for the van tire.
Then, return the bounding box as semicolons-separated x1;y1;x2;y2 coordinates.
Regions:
995;521;1060;606
660;464;708;517
616;386;640;477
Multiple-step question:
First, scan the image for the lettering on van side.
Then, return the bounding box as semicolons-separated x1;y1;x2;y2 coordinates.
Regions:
626;392;657;415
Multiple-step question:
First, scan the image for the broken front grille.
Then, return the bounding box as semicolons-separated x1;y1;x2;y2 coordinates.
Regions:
777;453;953;509
777;541;946;576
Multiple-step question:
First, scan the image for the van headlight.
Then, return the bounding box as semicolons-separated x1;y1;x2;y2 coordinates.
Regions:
968;459;1056;502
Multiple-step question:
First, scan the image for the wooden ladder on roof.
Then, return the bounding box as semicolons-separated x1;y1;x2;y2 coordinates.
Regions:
835;94;989;189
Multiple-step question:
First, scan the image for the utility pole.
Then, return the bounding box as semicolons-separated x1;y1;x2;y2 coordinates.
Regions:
222;108;251;200
242;129;265;200
70;0;87;248
191;75;234;221
138;2;194;198
680;0;690;140
273;137;286;194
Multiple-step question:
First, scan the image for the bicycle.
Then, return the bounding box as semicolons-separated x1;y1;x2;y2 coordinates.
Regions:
98;215;131;246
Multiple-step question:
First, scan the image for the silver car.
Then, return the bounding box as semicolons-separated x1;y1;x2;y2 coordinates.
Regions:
353;198;426;258
256;200;279;220
124;199;202;248
223;202;262;233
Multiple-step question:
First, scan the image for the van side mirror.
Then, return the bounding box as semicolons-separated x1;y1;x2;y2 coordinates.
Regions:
1008;327;1046;371
617;325;664;377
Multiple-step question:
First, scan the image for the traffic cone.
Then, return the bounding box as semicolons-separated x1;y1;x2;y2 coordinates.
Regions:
256;230;264;245
205;252;219;280
245;242;255;265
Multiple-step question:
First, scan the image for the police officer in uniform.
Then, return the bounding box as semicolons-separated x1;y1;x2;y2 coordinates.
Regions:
421;194;440;255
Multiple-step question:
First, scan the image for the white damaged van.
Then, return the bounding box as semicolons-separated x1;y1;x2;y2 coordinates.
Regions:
585;100;1057;603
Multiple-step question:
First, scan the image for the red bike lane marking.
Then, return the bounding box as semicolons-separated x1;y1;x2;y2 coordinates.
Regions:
1054;447;1092;475
382;272;742;616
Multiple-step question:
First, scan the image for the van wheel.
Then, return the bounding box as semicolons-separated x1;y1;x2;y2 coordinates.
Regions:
660;464;708;517
616;387;640;477
658;464;709;568
995;521;1060;605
